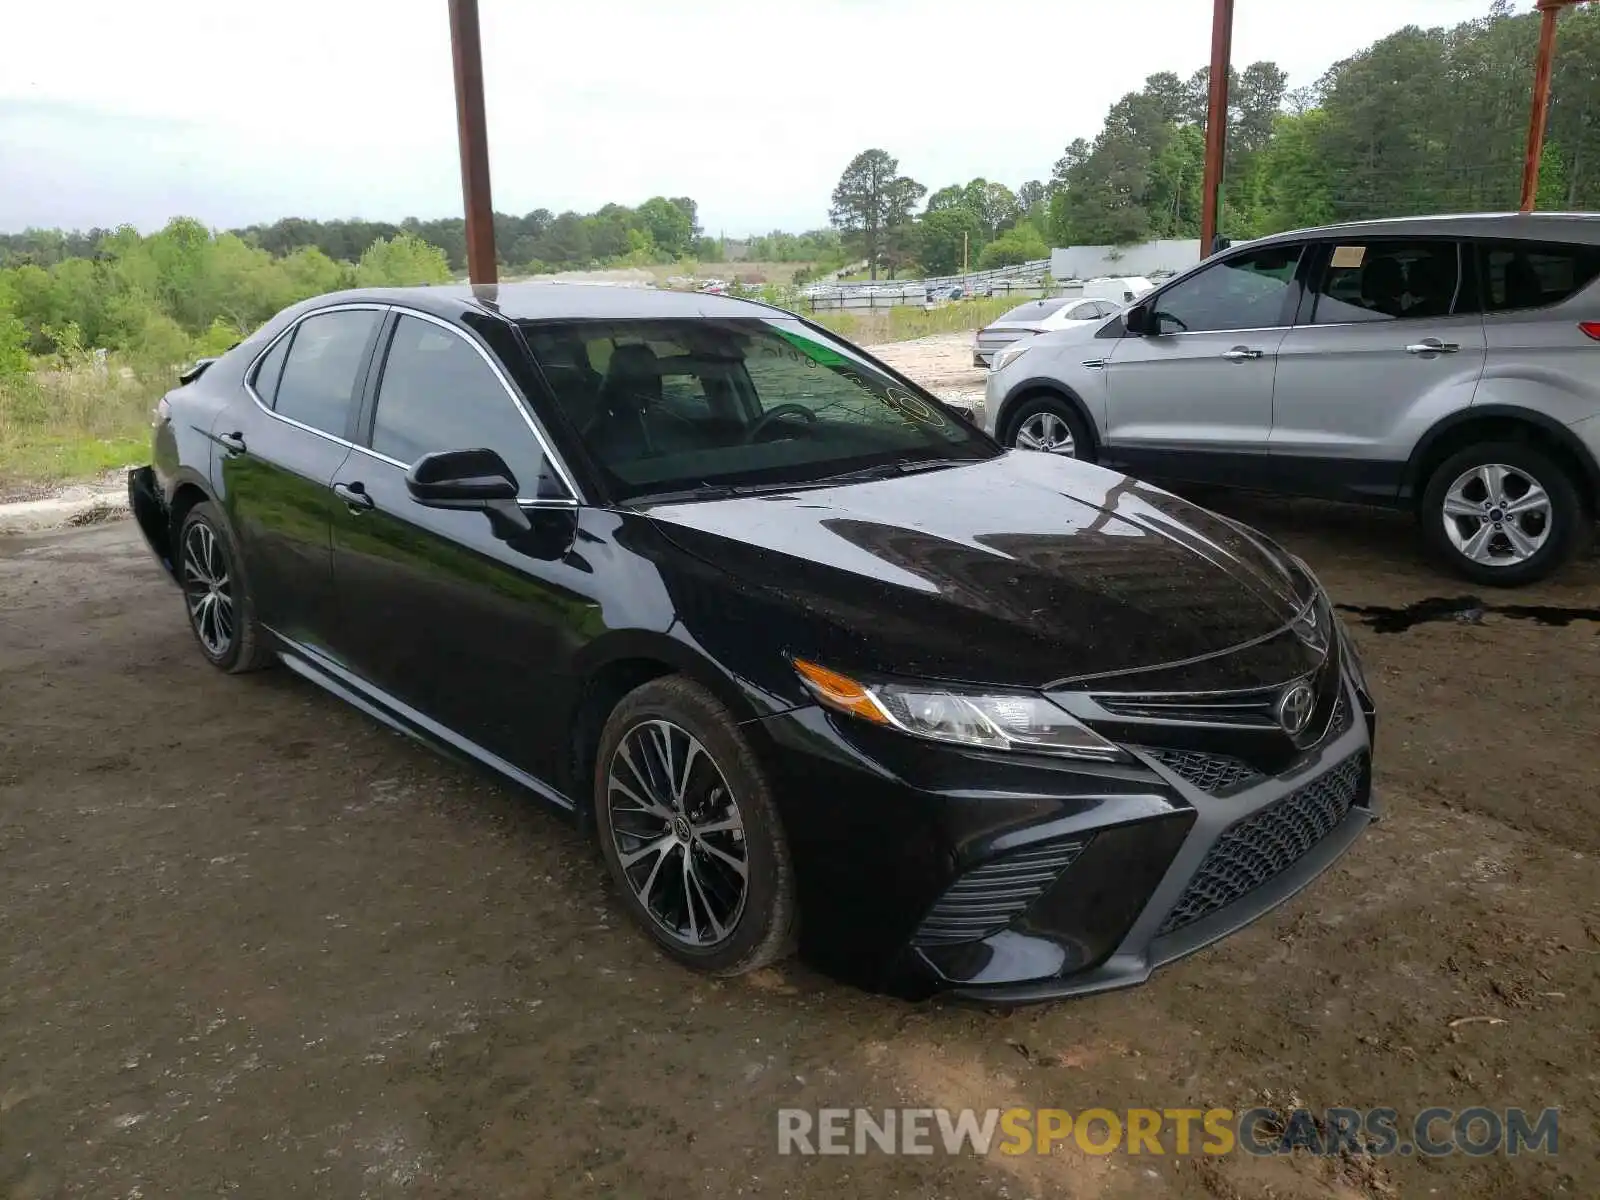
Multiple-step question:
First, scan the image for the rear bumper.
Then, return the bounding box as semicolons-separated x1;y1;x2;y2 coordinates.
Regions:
128;466;174;578
751;673;1375;1002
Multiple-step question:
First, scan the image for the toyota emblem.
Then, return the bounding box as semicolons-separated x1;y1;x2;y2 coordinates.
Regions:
1276;682;1316;737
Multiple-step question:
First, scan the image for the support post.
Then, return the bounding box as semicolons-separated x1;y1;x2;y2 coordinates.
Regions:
1199;0;1235;258
1521;1;1567;213
449;0;497;284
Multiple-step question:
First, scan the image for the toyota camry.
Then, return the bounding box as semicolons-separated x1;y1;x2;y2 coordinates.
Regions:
128;283;1376;1000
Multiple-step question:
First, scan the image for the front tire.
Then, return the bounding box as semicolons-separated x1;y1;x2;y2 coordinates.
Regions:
1420;442;1588;585
594;676;796;975
176;502;273;673
1004;394;1093;460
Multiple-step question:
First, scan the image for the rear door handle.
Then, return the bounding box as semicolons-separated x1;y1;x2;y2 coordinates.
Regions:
1221;347;1264;361
216;431;246;456
333;481;375;512
1406;339;1459;355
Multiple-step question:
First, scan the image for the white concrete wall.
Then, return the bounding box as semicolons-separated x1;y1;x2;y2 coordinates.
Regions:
1050;239;1202;280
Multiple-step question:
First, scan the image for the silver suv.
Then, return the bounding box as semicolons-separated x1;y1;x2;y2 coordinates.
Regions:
983;213;1600;584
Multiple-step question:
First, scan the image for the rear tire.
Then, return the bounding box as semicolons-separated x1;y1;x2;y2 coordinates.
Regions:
176;502;274;673
594;676;796;976
1004;394;1093;461
1420;442;1588;586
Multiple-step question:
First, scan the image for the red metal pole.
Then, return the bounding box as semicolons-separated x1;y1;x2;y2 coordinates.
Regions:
1520;2;1564;212
1199;0;1235;258
449;0;497;284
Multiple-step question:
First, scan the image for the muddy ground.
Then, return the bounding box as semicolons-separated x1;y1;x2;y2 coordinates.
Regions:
2;337;1598;1198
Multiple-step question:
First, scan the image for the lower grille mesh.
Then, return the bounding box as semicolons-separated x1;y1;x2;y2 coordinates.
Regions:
913;839;1087;946
1144;748;1261;793
1157;753;1366;937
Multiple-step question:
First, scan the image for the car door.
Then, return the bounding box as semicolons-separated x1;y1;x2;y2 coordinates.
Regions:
1268;238;1487;502
218;306;383;649
1100;243;1304;485
327;309;592;784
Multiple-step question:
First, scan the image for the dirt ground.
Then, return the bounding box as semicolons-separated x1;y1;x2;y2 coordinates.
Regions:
3;338;1598;1198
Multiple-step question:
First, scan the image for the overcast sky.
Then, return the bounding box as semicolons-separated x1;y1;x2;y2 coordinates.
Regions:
1;0;1504;237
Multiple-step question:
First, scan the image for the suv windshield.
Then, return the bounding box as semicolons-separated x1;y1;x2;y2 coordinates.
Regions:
523;317;996;502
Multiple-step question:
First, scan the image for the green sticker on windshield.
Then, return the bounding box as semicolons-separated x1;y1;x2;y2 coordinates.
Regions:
769;326;851;368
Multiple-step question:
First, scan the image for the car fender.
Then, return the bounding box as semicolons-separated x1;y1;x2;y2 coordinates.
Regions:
995;373;1102;449
1407;403;1600;502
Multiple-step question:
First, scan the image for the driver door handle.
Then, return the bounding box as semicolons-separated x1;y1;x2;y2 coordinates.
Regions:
1406;339;1460;354
333;481;375;512
1221;347;1264;361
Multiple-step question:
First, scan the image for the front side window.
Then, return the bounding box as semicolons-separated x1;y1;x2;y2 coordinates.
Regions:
523;317;996;501
1477;240;1600;312
370;314;554;497
1149;245;1302;334
1310;241;1460;323
273;309;380;437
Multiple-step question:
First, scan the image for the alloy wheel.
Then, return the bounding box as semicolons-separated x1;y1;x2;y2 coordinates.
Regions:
1440;463;1552;567
1015;411;1076;455
606;719;748;948
181;522;234;656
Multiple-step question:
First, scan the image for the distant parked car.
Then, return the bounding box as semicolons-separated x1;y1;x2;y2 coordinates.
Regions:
974;296;1120;367
985;212;1600;584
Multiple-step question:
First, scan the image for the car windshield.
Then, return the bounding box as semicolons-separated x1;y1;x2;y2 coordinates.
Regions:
523;316;997;503
997;299;1070;323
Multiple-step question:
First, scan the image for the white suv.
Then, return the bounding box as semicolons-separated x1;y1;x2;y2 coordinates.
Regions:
983;213;1600;584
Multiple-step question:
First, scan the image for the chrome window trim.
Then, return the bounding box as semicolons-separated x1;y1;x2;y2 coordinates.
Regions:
241;301;584;504
1138;325;1292;338
242;302;388;450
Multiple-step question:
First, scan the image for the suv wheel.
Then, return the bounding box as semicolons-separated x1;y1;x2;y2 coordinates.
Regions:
1421;442;1588;585
594;676;796;976
1005;395;1092;460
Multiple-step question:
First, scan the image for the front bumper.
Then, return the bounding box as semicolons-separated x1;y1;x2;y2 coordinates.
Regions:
751;668;1375;1001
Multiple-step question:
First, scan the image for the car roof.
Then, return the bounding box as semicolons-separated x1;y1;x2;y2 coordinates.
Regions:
297;282;784;324
1243;211;1600;248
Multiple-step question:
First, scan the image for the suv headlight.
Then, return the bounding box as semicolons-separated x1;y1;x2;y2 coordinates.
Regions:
991;342;1032;373
792;659;1123;761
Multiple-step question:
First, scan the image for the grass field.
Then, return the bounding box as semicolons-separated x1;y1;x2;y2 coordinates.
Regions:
0;365;165;496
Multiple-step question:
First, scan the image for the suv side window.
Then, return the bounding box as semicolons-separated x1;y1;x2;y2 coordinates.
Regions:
1147;245;1302;334
1475;240;1600;312
1309;241;1460;323
371;314;557;498
273;309;380;437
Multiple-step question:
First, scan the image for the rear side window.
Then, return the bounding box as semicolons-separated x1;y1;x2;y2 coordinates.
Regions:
1476;241;1600;312
370;314;554;497
273;309;380;437
1309;241;1460;323
251;332;291;405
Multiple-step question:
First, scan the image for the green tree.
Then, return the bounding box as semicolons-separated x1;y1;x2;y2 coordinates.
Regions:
353;233;452;287
917;207;983;275
977;225;1049;270
829;149;923;280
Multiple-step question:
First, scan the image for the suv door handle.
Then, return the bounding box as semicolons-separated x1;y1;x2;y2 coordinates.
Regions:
216;431;247;456
333;481;375;512
1406;339;1459;355
1221;347;1264;361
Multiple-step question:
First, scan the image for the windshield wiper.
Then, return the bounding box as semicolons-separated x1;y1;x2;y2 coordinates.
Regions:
625;479;820;507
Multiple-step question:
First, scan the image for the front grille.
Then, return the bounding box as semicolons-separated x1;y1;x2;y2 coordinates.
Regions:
1144;748;1261;793
1156;753;1366;937
1093;688;1281;728
913;838;1087;946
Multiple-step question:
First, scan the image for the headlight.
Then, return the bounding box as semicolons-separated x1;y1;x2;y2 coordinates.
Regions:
792;659;1123;761
991;342;1032;373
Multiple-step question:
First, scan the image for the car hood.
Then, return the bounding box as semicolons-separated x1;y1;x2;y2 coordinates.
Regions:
642;452;1322;690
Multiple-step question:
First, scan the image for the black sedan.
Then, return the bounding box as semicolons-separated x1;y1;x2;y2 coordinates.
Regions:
129;284;1375;1000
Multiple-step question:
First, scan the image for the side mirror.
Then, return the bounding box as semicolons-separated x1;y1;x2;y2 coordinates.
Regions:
406;448;519;509
1123;303;1151;336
